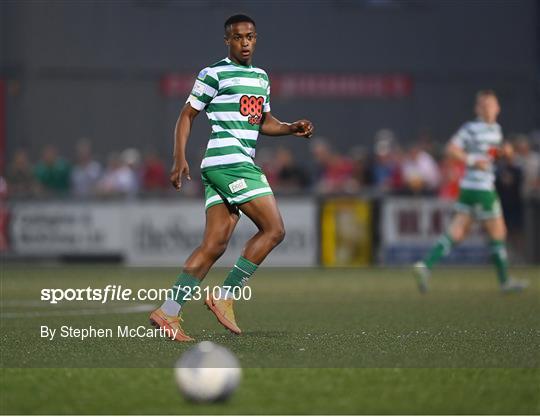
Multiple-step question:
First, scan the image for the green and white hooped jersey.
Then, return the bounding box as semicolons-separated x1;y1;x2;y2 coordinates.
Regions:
186;57;270;171
450;119;503;191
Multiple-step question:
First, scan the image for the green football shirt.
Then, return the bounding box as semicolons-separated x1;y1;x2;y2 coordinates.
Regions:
450;119;503;191
186;57;271;171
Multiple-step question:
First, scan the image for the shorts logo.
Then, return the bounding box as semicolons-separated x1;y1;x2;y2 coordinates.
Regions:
260;174;269;185
229;179;248;194
239;95;264;125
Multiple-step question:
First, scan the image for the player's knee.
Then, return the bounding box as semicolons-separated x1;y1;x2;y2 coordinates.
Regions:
499;225;507;240
451;233;463;243
202;240;228;260
449;228;465;243
268;226;285;247
494;225;507;241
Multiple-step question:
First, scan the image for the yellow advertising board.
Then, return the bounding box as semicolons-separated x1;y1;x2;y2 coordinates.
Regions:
321;198;372;266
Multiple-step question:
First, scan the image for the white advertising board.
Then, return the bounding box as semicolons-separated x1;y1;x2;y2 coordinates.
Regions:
125;199;317;266
10;202;125;254
380;198;489;264
9;199;317;266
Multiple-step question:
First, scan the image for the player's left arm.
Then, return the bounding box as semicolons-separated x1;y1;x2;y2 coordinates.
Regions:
260;111;314;138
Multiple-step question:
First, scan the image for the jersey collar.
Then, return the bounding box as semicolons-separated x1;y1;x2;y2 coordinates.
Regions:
476;117;498;126
225;57;253;69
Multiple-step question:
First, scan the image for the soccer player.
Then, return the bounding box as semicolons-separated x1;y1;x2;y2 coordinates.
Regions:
149;14;314;341
413;90;527;293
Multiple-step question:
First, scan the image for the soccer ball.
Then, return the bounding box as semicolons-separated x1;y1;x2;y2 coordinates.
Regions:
174;341;242;403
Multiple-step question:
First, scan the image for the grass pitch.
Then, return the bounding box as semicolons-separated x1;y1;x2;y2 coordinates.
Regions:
1;265;539;414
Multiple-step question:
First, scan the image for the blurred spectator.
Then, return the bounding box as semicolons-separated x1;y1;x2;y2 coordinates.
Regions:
121;148;142;192
0;175;7;251
438;156;465;200
0;175;6;198
273;146;310;193
310;138;356;194
71;139;102;198
34;145;71;194
6;149;37;197
350;146;372;188
256;147;279;186
495;142;524;257
96;151;139;197
371;129;403;192
401;144;441;195
513;135;540;197
141;150;168;192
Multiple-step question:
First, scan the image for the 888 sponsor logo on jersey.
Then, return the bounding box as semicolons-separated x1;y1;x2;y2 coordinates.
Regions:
239;95;264;125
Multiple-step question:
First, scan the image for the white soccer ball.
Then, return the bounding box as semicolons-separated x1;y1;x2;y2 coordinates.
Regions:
174;341;242;403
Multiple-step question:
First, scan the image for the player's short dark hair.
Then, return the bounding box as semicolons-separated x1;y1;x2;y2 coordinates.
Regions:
224;14;256;34
476;89;498;100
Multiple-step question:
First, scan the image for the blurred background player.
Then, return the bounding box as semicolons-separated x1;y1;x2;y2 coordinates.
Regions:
149;14;314;341
413;90;528;293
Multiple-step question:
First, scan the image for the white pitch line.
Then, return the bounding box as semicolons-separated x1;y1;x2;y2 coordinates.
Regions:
1;300;143;307
1;304;155;319
1;300;68;307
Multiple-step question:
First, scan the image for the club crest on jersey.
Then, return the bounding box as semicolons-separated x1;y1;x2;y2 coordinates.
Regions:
228;179;248;194
258;78;268;89
239;95;263;125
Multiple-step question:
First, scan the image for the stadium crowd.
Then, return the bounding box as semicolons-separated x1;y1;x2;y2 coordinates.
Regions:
4;129;540;202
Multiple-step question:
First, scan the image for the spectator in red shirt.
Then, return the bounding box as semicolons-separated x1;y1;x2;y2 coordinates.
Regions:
142;150;168;192
310;138;356;194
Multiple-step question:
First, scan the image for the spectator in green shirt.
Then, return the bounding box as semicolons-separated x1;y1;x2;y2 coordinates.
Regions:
34;145;71;194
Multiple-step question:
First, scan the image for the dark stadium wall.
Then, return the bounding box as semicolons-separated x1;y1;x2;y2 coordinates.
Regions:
0;79;4;174
2;0;538;169
0;2;5;173
0;3;4;68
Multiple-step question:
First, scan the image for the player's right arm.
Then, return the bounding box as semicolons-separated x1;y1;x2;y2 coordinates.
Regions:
170;104;200;190
170;68;218;190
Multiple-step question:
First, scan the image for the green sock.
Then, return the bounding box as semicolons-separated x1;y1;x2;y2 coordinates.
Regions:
223;256;258;296
490;240;509;284
172;272;201;305
423;233;454;269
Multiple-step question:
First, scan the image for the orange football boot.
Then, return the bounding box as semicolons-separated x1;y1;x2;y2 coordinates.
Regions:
204;296;241;334
149;308;194;342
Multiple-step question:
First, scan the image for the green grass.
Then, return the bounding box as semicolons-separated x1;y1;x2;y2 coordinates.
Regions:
1;265;539;414
2;368;539;414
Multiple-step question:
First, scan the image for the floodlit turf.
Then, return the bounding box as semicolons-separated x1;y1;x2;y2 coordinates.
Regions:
2;368;539;414
1;265;539;414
